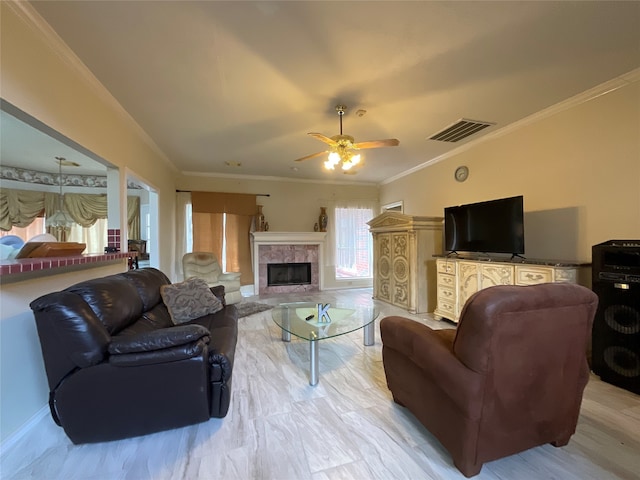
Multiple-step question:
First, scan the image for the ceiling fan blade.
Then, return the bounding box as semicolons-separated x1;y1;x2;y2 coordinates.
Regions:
352;138;400;149
294;150;327;162
308;132;337;146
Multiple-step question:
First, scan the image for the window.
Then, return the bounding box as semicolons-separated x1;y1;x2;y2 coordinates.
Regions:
334;207;374;279
68;219;108;254
0;218;45;243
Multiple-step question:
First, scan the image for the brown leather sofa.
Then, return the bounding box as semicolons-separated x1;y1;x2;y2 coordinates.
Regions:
380;283;598;477
30;268;238;444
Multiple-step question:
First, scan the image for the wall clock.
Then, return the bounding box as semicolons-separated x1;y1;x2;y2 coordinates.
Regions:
455;166;469;182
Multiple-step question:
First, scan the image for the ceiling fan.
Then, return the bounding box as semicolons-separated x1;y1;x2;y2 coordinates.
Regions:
294;104;400;173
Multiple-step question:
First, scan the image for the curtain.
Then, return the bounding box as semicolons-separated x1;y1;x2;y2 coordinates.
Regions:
1;188;140;245
225;214;253;285
193;212;224;255
127;196;141;240
68;218;108;254
65;193;108;227
325;197;378;267
175;191;191;280
191;191;257;285
0;189;45;230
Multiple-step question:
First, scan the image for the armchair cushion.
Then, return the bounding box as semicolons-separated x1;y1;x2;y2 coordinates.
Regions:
160;277;224;324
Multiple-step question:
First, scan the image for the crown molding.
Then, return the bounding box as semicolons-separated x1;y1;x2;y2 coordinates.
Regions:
180;170;379;187
381;68;640;185
5;1;179;174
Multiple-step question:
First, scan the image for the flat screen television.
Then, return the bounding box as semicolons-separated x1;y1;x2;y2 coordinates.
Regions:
444;195;525;255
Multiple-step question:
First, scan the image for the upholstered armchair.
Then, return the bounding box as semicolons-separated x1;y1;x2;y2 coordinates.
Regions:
182;252;242;304
380;283;598;477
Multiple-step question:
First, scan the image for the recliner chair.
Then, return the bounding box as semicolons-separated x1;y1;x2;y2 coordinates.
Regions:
182;252;242;304
380;283;598;477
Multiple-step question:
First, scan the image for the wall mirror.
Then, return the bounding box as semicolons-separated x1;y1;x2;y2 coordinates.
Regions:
0;99;154;261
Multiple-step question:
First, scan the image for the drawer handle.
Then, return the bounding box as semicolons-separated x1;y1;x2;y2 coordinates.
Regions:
525;273;544;281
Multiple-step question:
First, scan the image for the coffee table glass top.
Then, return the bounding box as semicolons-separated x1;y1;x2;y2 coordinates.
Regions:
271;302;378;341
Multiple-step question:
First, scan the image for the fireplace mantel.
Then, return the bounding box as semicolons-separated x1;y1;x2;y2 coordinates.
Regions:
251;232;327;244
251;232;326;294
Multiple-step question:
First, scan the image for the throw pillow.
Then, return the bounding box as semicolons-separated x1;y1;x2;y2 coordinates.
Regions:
160;277;224;324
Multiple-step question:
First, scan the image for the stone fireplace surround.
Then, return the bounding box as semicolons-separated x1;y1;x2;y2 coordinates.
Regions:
251;232;326;295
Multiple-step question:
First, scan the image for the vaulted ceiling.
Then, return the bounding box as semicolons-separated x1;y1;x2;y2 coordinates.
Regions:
10;1;640;183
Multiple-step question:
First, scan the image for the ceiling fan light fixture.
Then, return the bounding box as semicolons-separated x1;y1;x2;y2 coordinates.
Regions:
328;151;341;164
341;153;361;171
325;151;341;170
294;104;399;174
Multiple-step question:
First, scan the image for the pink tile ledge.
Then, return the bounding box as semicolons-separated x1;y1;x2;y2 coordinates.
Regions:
0;252;134;277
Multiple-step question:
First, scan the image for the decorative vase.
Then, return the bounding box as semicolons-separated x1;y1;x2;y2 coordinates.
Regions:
318;207;328;232
314;223;319;232
255;205;265;232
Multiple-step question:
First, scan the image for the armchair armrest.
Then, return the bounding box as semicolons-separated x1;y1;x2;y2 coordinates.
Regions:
380;316;484;418
109;325;210;354
219;272;241;282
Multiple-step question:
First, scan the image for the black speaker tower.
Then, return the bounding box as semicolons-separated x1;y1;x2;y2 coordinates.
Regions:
591;240;640;395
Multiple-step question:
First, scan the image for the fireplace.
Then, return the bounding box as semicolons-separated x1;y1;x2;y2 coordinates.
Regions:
251;232;326;295
267;262;311;286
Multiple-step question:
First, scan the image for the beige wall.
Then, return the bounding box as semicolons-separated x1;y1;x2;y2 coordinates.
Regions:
0;261;129;443
178;175;379;288
381;80;640;263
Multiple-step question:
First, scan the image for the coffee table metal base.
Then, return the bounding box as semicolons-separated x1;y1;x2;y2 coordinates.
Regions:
281;321;375;386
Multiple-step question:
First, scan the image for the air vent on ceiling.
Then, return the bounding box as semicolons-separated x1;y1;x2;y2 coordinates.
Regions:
428;119;495;143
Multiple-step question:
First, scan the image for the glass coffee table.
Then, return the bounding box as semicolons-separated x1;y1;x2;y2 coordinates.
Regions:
271;302;379;386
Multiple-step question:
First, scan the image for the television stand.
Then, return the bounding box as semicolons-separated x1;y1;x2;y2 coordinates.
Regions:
433;255;588;323
510;253;526;261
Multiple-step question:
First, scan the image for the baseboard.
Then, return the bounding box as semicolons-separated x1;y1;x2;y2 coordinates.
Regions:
1;405;48;453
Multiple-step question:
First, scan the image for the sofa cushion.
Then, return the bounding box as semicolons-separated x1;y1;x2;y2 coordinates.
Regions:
123;268;171;311
117;304;173;337
66;275;144;334
161;277;224;324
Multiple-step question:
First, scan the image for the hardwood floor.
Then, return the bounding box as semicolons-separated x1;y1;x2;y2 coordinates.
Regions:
2;288;639;480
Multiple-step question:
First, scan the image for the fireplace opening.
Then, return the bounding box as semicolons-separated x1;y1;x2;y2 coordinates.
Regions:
267;262;311;286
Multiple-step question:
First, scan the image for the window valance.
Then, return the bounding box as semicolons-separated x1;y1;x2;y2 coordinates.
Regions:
191;192;257;216
0;188;139;235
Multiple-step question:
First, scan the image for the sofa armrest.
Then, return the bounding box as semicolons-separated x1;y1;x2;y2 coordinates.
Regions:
380;316;485;418
109;325;210;354
109;339;209;367
210;285;226;306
